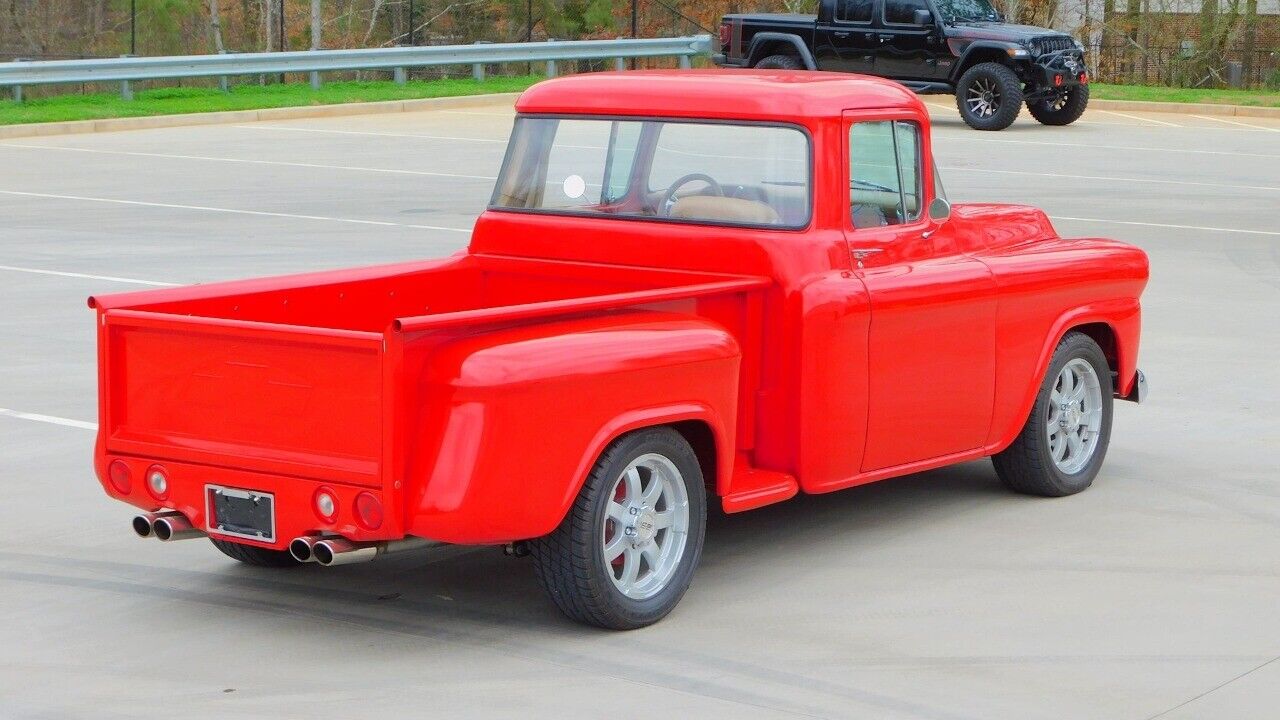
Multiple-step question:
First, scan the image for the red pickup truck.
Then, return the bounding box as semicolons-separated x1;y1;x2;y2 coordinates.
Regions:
91;71;1148;629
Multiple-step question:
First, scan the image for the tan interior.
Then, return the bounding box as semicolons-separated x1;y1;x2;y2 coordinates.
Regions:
668;195;781;225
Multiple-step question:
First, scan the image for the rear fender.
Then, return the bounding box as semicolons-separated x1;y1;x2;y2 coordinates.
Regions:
404;311;740;544
747;32;818;69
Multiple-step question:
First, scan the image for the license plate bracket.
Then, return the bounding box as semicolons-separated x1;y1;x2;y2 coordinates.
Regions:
206;485;276;542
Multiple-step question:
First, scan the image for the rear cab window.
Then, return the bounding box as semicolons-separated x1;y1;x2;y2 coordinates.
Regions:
491;116;812;230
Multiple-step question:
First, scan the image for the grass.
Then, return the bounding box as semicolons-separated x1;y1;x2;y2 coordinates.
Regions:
0;75;543;126
1090;83;1280;108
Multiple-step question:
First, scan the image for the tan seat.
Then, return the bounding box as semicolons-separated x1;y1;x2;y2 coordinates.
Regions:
669;195;780;225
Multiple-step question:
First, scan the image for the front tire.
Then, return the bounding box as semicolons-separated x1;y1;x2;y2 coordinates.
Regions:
1027;84;1090;126
753;53;803;70
993;332;1114;497
956;62;1024;131
531;427;706;630
210;538;302;567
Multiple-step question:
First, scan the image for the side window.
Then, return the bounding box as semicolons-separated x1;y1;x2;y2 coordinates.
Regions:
541;119;611;210
837;0;874;22
849;120;923;228
884;0;930;24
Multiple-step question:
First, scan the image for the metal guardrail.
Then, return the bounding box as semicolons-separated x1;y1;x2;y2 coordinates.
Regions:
1;36;713;101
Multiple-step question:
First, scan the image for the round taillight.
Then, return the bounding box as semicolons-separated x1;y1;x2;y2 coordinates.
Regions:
314;488;338;522
354;492;383;530
108;460;132;494
145;465;169;499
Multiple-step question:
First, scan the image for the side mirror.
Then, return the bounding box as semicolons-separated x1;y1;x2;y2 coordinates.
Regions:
913;8;933;25
928;197;951;221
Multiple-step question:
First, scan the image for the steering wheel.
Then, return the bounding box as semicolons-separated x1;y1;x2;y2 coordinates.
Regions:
660;173;724;217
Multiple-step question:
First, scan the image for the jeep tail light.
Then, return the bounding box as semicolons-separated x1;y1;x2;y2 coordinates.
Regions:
354;492;384;530
719;21;731;51
108;460;132;494
145;464;169;499
314;488;338;522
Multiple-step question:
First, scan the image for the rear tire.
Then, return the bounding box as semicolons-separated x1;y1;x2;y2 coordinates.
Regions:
753;54;803;70
993;332;1114;497
1027;84;1090;126
956;62;1024;131
210;538;302;567
530;427;706;630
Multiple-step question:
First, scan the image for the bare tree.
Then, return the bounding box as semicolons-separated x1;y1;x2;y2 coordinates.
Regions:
209;0;227;53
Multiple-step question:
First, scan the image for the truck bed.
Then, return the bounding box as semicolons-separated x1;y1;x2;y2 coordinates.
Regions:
90;254;768;491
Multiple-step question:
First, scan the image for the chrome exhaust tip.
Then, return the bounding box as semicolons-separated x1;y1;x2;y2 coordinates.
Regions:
312;538;378;567
153;513;203;542
132;510;183;539
289;535;321;563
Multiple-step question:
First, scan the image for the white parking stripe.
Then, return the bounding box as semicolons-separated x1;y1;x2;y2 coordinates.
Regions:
942;166;1279;193
1050;215;1280;236
0;264;177;286
1190;114;1280;132
932;134;1280;159
0;143;498;180
236;125;508;143
0;408;97;431
0;190;473;233
1096;109;1182;127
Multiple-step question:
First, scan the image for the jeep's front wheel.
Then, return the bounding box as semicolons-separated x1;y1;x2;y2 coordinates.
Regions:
956;62;1024;131
530;427;706;630
1028;84;1090;126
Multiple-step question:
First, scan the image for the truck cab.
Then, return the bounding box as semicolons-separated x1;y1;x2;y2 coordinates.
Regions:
92;72;1146;629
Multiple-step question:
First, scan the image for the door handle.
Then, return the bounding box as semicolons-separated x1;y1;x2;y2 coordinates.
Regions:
878;34;894;41
833;31;850;38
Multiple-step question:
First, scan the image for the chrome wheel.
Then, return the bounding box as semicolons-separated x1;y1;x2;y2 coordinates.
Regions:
602;453;690;600
966;77;1001;118
1047;358;1104;475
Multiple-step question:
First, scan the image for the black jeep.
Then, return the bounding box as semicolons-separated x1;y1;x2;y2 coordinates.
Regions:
714;0;1089;131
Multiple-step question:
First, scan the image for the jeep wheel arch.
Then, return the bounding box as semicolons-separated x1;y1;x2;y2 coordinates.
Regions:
747;33;818;70
951;42;1021;83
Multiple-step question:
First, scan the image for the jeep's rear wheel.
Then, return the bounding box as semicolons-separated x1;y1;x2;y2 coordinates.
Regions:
956;62;1024;131
530;427;706;630
753;53;803;70
1028;84;1090;126
992;332;1114;496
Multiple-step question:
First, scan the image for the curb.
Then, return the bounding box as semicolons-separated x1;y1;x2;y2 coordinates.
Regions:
0;91;525;139
1088;98;1280;118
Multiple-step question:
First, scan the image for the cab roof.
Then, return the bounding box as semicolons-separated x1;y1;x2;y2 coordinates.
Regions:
514;70;925;122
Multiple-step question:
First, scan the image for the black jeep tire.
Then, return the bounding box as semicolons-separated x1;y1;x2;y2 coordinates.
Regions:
530;427;707;630
992;332;1114;497
956;62;1024;131
753;53;803;70
210;537;302;567
1027;84;1090;126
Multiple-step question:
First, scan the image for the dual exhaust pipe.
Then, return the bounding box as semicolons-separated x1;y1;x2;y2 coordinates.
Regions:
132;510;203;542
132;512;431;564
289;535;434;567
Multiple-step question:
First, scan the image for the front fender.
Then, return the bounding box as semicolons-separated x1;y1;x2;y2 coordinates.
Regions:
404;311;740;544
949;40;1024;81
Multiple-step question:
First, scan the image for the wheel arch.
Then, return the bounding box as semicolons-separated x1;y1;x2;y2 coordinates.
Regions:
952;43;1019;82
990;303;1138;453
746;33;818;69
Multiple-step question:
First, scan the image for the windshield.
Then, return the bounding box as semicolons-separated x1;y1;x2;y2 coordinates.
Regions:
933;0;1000;22
491;117;811;229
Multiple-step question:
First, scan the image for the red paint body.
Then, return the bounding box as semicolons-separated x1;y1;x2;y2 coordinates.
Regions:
90;71;1148;550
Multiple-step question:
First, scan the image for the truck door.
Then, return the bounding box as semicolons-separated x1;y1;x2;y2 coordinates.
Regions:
874;0;949;80
815;0;879;74
843;112;998;472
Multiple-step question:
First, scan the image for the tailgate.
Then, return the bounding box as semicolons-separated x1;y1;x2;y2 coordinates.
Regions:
101;310;386;486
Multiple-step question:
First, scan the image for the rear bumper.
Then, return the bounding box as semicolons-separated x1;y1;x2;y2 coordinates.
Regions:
97;454;401;550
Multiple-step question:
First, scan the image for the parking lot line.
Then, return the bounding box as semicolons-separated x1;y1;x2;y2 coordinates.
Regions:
0;189;473;233
0;408;96;431
235;125;508;143
0;144;499;180
1190;115;1280;132
1096;109;1183;127
1050;215;1280;236
932;134;1280;159
0;264;176;286
943;166;1279;193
